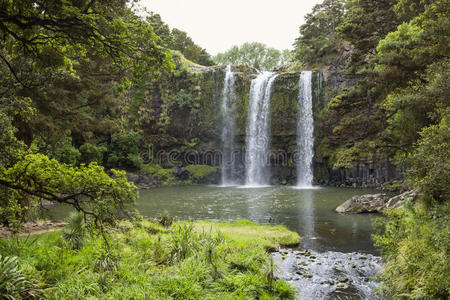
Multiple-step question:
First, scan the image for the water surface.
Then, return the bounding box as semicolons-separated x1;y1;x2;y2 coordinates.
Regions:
47;185;380;253
136;185;380;254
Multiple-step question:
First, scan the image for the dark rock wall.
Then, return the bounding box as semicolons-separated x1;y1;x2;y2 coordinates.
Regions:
142;64;401;187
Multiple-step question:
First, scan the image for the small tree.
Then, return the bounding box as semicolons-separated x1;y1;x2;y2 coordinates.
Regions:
0;154;138;231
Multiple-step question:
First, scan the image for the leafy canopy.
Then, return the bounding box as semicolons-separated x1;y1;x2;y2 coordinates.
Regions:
0;154;138;229
214;42;293;70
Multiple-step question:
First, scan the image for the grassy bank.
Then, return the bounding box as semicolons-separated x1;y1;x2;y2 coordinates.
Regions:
0;219;300;299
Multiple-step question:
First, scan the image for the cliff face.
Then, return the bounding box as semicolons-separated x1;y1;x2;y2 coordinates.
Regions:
137;61;401;187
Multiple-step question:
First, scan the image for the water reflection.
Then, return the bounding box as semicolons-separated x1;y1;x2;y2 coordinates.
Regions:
298;189;316;250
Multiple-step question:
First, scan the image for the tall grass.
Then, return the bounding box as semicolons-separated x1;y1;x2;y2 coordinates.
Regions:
373;201;450;299
0;219;299;299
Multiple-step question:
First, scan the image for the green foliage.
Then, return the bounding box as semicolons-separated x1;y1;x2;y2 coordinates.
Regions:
51;138;81;166
107;131;143;170
0;255;42;299
62;212;87;250
158;210;175;228
337;0;399;52
193;220;300;251
145;13;213;66
171;29;214;66
0;220;298;299
294;0;345;65
0;97;31;168
141;164;175;185
373;202;450;299
376;0;449;150
394;0;432;22
146;12;175;48
406;115;450;203
0;153;137;230
169;223;198;262
214;42;291;70
0;0;174;230
185;165;218;180
79;143;107;165
173;89;198;113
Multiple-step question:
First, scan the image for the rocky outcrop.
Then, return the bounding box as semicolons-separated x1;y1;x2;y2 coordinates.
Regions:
384;190;419;209
336;194;389;213
336;190;419;214
138;60;401;188
314;159;403;188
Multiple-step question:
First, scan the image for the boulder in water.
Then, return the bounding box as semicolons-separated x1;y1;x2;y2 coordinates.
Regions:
335;193;388;213
336;190;418;213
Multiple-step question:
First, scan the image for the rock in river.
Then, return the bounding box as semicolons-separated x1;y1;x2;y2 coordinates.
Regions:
335;190;418;214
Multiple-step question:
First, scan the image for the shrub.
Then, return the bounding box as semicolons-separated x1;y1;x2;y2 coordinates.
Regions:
185;164;217;180
158;210;174;228
141;164;175;185
0;255;42;299
106;131;143;170
406;115;450;204
52;143;81;165
62;212;86;250
373;202;450;299
79;143;107;164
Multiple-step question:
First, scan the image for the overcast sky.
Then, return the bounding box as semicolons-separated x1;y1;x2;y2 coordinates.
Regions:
139;0;323;55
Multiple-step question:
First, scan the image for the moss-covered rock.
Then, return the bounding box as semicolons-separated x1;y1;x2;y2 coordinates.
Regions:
185;164;218;183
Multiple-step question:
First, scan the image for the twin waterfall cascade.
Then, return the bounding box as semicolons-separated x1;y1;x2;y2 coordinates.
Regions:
296;71;315;187
220;65;237;185
245;72;278;186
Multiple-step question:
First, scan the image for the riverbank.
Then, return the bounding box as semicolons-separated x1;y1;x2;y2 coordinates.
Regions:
0;219;299;299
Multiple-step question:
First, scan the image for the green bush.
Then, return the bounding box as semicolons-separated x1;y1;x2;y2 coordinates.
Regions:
185;164;217;180
0;255;42;299
373;202;450;299
79;143;107;164
62;212;86;250
107;131;143;170
52;143;81;166
141;164;175;185
406;115;450;204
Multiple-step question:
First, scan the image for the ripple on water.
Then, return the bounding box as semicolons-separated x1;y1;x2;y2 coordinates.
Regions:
273;249;383;300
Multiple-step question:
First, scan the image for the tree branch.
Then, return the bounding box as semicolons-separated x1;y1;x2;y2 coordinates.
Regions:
0;52;30;88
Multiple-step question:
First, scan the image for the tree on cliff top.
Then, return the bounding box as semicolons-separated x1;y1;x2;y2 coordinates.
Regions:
214;42;293;70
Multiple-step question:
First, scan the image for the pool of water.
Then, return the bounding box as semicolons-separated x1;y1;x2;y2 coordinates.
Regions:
46;185;385;299
47;185;381;253
138;185;380;253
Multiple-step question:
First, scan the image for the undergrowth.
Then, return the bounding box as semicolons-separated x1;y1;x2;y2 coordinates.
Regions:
0;219;299;299
373;201;450;299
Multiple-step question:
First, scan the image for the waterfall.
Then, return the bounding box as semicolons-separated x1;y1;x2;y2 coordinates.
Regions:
245;72;278;186
220;65;237;185
296;71;315;187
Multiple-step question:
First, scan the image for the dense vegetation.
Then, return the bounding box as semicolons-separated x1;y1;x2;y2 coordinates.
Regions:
214;42;294;70
0;0;448;298
293;0;449;297
0;218;299;299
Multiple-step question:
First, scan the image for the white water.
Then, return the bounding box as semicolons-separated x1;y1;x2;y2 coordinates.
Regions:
273;249;382;300
296;71;315;188
220;65;237;185
245;72;278;186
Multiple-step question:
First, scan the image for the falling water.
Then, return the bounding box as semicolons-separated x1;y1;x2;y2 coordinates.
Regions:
296;71;315;188
220;65;237;185
245;72;278;186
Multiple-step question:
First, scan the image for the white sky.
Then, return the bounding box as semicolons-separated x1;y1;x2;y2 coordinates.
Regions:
139;0;323;55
